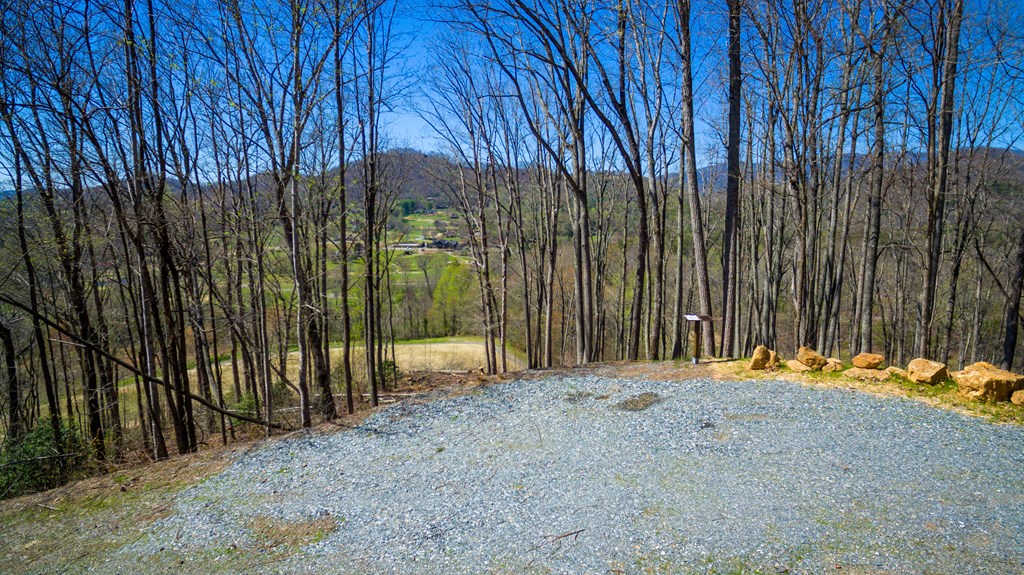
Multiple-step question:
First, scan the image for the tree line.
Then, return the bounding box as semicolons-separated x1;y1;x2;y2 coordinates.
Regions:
1;0;1023;489
423;0;1024;370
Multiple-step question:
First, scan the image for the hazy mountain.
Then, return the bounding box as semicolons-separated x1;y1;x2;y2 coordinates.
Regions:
130;146;1024;209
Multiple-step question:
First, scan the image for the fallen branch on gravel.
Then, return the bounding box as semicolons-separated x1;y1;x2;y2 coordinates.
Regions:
526;528;586;563
542;529;585;544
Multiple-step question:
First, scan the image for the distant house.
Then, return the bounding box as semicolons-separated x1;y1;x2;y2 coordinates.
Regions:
431;239;459;250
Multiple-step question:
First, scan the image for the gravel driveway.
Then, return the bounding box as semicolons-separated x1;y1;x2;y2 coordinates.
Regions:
90;375;1024;574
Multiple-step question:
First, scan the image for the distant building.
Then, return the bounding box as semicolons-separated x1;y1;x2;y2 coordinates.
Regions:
431;239;459;250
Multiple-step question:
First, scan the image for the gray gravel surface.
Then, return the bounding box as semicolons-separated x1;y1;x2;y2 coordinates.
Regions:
94;375;1024;574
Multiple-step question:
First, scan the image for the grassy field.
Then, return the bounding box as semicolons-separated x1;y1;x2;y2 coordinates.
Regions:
401;213;445;238
213;208;468;308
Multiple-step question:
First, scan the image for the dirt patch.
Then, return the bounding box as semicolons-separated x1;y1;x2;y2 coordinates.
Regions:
382;369;506;404
563;391;595;403
250;514;338;549
394;369;502;391
614;392;664;411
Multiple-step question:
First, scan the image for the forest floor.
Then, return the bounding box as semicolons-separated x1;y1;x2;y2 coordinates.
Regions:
2;360;1023;574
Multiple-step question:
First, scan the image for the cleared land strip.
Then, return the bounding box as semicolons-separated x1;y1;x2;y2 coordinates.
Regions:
13;370;1019;574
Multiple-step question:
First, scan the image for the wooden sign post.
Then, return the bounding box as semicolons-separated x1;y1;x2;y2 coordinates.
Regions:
684;314;713;364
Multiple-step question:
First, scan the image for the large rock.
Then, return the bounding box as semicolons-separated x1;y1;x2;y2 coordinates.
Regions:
844;367;890;381
823;358;844;373
907;358;948;385
767;350;779;369
749;345;771;370
886;366;908;379
852;352;885;369
1012;390;1024;406
796;346;827;370
786;359;814;373
952;362;1024;403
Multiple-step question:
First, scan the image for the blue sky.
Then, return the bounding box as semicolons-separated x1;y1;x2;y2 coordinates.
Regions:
380;0;440;151
378;0;728;165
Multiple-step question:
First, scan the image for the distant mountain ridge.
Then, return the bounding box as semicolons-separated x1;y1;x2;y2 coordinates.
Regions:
372;147;1023;203
36;146;1019;208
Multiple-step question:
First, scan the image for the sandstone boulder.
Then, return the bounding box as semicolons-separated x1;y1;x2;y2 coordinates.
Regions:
796;346;827;370
1012;390;1024;406
749;345;771;370
844;367;890;381
786;359;814;373
885;366;908;379
823;358;844;373
952;361;1024;403
852;352;885;369
907;358;948;385
767;350;779;369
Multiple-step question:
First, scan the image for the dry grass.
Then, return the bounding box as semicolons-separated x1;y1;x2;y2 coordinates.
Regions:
29;341;517;444
383;342;527;372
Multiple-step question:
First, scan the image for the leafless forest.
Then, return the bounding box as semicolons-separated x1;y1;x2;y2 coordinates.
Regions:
0;0;1022;491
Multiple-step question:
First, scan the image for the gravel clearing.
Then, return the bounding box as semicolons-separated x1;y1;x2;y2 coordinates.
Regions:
91;375;1024;574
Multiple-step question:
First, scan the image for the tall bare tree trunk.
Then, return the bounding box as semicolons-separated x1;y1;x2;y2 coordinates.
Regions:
860;42;887;355
678;0;715;356
721;0;742;358
915;0;964;359
1001;226;1024;371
